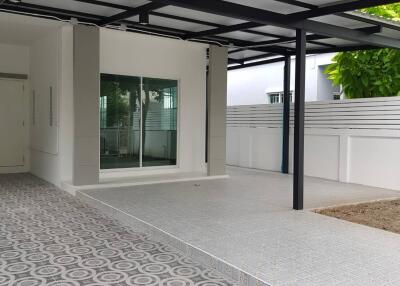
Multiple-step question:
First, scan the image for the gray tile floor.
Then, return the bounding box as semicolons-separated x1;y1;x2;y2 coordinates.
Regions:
0;173;235;286
80;167;400;286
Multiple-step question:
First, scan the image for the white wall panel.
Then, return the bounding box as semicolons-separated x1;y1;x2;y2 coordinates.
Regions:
251;128;282;171
0;43;29;75
30;29;59;155
304;134;339;181
349;136;400;190
30;25;73;187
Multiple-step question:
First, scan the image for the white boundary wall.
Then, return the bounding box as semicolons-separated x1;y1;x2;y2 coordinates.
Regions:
227;97;400;191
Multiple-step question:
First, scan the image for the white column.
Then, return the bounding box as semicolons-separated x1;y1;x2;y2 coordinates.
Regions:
72;25;100;185
207;45;228;176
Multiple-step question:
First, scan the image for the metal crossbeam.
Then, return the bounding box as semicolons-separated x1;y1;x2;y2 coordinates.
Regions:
74;0;399;51
250;25;382;49
0;1;287;56
272;0;316;9
183;22;262;39
229;43;377;71
96;2;167;26
73;0;132;10
148;0;400;49
1;0;399;54
228;57;286;70
1;1;101;21
288;0;400;21
73;0;289;40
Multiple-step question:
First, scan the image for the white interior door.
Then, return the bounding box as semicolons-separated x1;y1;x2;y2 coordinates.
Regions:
0;79;24;167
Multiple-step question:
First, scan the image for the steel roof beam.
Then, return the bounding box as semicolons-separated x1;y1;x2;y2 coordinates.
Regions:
148;0;400;48
228;25;381;56
96;2;167;26
0;1;102;21
231;43;378;69
74;0;290;40
75;0;400;39
258;25;382;46
228;57;286;70
288;0;400;21
229;53;279;63
273;0;400;32
272;0;316;10
183;22;262;40
337;12;400;32
73;0;131;10
0;1;282;54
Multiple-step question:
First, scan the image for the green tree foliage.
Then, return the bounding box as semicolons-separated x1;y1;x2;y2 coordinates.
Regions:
362;4;400;21
324;4;400;98
100;80;130;127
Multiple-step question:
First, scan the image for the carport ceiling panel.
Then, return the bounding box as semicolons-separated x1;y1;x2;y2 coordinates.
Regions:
20;0;124;17
293;0;351;5
313;14;379;29
228;50;270;60
247;26;296;38
226;0;308;14
154;6;246;26
127;15;215;32
312;37;363;46
103;0;151;7
278;42;326;49
218;31;277;42
381;27;400;38
1;0;400;51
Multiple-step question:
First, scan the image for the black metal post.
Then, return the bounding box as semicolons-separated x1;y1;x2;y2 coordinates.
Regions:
293;29;306;210
282;55;291;174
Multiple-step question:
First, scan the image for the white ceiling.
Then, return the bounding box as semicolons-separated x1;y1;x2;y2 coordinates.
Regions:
0;12;63;46
0;0;399;53
22;0;149;16
155;6;246;26
227;0;307;14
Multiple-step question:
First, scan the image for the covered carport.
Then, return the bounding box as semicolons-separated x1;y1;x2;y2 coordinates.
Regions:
1;1;400;285
3;0;398;210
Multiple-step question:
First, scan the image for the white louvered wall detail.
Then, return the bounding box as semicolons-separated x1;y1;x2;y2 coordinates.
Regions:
227;96;400;130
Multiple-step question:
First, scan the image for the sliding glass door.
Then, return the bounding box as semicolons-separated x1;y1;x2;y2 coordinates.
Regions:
100;74;177;170
142;78;177;167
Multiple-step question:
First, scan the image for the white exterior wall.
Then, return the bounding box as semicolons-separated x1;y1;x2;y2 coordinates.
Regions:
0;43;30;75
228;127;400;191
3;24;207;186
100;29;207;176
227;53;336;106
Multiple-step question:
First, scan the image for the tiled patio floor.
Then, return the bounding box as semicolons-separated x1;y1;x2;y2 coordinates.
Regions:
78;167;400;286
0;173;235;286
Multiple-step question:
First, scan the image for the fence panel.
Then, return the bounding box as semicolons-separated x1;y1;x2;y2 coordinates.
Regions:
227;96;400;130
227;97;400;191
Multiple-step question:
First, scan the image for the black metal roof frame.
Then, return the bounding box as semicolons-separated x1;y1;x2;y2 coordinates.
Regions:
1;0;399;69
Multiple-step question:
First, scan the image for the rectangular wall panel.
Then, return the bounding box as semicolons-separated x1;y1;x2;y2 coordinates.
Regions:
349;136;400;190
73;25;100;185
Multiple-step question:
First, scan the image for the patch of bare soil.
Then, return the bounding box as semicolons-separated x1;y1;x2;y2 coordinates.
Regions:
316;199;400;234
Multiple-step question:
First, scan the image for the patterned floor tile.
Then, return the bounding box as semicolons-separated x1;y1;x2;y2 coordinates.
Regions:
0;173;236;286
